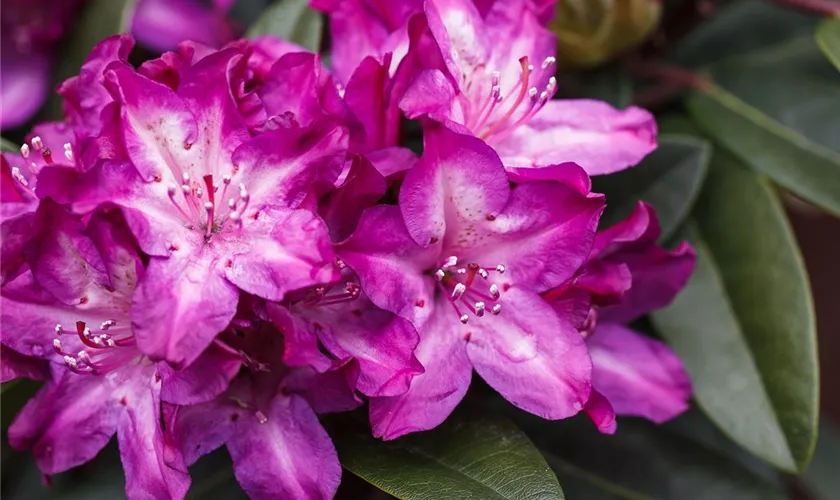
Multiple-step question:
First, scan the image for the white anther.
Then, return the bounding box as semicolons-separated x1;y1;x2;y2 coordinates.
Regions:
55;324;63;334
255;410;268;424
53;339;63;352
491;304;502;315
459;314;469;324
452;283;467;300
101;320;116;330
496;265;506;274
489;284;500;299
83;327;92;338
239;188;250;201
78;350;91;363
31;136;43;150
181;184;191;195
20;144;30;158
229;212;240;222
106;338;116;348
213;182;219;192
475;301;486;317
443;256;458;268
64;355;77;368
167;184;178;197
195;187;204;198
528;87;538;101
182;172;190;183
64;149;74;162
223;175;231;185
457;268;467;275
435;269;446;282
228;198;237;210
539;91;548;102
478;268;489;279
491;71;501;86
528;64;534;72
92;336;103;345
542;56;556;69
204;202;214;211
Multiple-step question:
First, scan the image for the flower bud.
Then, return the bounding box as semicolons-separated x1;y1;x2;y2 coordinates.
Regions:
550;0;662;69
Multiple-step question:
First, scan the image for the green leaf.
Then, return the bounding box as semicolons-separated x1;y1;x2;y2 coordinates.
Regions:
330;412;564;500
651;150;818;472
247;0;323;52
686;73;840;218
1;137;19;153
816;18;840;72
593;133;710;240
508;410;785;500
42;0;137;121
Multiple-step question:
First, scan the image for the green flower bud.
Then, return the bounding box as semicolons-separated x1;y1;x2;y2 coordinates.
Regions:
550;0;662;69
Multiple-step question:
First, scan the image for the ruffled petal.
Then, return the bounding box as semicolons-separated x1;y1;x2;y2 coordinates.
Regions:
583;389;617;435
164;397;237;466
337;205;439;325
0;345;49;383
399;124;509;247
159;341;242;405
116;365;191;500
588;323;691;423
370;301;472;439
465;288;591;419
495;99;657;175
319;155;387;241
226;393;341;500
132;247;239;369
8;367;121;474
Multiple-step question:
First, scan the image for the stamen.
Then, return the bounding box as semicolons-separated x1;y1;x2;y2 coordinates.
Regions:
451;283;466;300
489;284;500;299
31;136;43;151
20;144;30;158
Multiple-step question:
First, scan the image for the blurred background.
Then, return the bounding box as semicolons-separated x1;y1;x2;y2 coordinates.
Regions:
1;0;839;498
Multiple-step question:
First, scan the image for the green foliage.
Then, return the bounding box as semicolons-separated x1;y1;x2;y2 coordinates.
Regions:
246;0;323;51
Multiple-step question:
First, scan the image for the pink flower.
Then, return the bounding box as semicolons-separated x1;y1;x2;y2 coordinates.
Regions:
131;0;238;53
399;0;658;176
338;125;604;439
64;37;345;368
543;202;696;433
1;202;190;498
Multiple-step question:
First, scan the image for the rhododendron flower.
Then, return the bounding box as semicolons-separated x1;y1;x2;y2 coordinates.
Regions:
0;0;82;128
1;203;190;498
66;37;346;368
164;321;359;500
131;0;238;53
400;0;657;176
543;202;695;433
338;125;604;438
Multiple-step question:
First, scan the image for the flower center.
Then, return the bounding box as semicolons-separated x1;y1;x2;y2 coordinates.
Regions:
52;320;138;375
166;172;251;242
5;135;74;199
433;255;505;324
285;259;361;308
463;56;557;143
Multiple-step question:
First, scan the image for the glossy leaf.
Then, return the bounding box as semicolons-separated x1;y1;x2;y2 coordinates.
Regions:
331;412;564;500
506;409;786;500
816;18;840;72
246;0;323;52
42;0;137;120
651;151;818;472
686;70;840;217
593;134;710;240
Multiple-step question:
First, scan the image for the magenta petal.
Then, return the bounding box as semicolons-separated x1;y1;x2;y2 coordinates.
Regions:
116;366;191;499
132;0;236;53
583;389;617;435
364;146;418;178
0;45;50;129
320;155;387;241
132;249;239;368
159;341;243;405
337;205;439;325
466;288;591;419
495;99;657;175
399;124;509;246
370;302;472;439
226;393;341;500
399;69;457;121
283;365;364;414
259;52;343;128
1;210;35;286
589;323;691;423
165;398;237;466
0;345;49;383
8;368;120;474
311;302;424;397
267;303;333;372
224;208;338;302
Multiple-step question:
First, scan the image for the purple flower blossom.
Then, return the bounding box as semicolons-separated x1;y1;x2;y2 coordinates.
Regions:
64;37;345;368
131;0;238;53
543;202;695;433
338;125;604;438
1;202;190;498
399;0;657;176
0;0;82;128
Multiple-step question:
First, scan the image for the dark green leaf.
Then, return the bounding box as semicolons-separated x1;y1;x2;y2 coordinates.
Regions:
42;0;137;121
508;411;785;500
651;150;818;472
1;138;19;153
686;73;840;217
331;412;564;500
816;18;840;72
246;0;323;52
581;65;633;109
802;420;840;499
593;133;710;240
671;0;817;68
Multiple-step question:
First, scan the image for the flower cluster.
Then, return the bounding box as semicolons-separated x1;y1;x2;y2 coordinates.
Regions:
1;0;696;498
